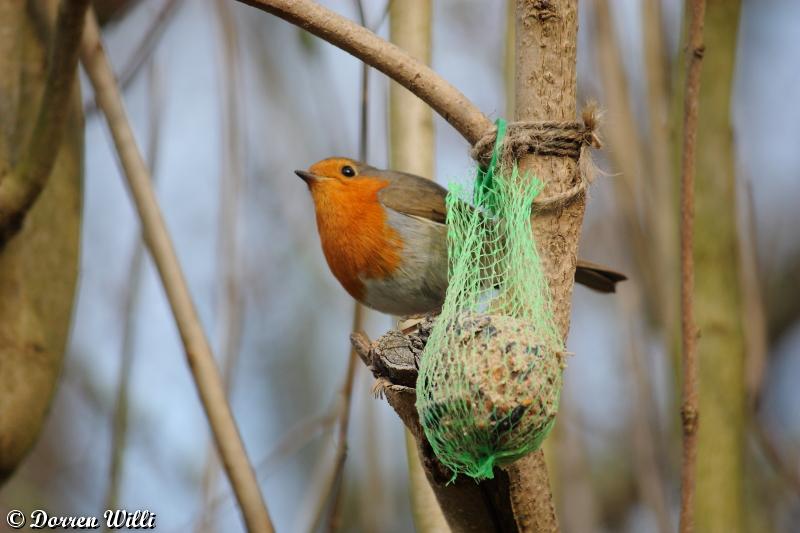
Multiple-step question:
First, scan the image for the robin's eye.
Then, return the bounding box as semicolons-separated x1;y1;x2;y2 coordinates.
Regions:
341;165;356;177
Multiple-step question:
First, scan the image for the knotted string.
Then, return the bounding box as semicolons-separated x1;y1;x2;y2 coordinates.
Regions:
470;106;601;212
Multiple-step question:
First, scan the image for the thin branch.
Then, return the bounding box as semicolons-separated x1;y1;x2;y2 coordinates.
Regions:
104;60;165;518
79;11;274;533
355;0;369;161
553;395;600;533
197;2;246;530
753;412;800;498
180;407;339;533
678;1;707;532
739;181;767;409
642;0;679;336
386;1;446;531
0;0;90;245
309;303;364;532
325;2;372;529
737;180;800;499
370;0;392;33
620;290;674;533
592;0;655;302
85;0;183;115
233;0;492;145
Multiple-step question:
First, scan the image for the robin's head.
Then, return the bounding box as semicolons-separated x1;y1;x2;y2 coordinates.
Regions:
294;157;368;190
294;158;406;303
295;157;389;209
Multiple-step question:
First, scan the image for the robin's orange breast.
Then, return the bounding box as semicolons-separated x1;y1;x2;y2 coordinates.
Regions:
310;178;403;301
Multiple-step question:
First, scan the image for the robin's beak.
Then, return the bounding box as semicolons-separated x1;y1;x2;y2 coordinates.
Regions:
294;170;317;184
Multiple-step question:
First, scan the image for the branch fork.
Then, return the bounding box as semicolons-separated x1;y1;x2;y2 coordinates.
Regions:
351;319;522;532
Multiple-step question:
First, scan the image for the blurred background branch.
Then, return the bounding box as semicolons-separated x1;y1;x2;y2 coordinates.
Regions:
0;0;84;483
387;1;449;531
79;10;273;532
104;59;164;518
84;0;182;116
0;0;89;245
196;1;246;530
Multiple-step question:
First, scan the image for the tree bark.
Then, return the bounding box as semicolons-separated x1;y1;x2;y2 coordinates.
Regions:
502;1;584;530
0;0;82;483
388;2;450;532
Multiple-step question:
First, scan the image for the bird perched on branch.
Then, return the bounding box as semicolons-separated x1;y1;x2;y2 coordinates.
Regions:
296;157;626;316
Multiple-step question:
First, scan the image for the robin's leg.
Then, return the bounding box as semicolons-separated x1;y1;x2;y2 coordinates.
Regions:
398;309;441;334
370;377;392;398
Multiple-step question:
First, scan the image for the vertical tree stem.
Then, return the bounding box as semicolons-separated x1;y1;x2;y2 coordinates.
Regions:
692;1;746;530
388;1;449;531
324;4;373;529
326;303;363;531
197;2;246;530
79;11;274;533
506;0;584;530
642;0;679;335
678;1;706;532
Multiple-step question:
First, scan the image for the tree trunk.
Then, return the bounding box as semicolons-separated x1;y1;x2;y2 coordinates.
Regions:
0;1;82;482
502;1;584;530
388;2;450;532
690;1;746;530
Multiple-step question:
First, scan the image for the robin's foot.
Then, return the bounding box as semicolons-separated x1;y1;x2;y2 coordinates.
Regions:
371;377;392;399
399;310;441;334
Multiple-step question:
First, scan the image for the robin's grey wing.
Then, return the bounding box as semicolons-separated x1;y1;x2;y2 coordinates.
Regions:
376;171;448;224
372;165;628;294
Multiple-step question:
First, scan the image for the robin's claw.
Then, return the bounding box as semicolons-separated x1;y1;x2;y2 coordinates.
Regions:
371;377;391;399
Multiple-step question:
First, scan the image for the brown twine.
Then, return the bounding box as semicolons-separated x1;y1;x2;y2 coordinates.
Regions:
469;106;601;211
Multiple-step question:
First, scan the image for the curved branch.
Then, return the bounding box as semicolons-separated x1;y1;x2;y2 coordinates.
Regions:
234;0;492;145
0;0;90;245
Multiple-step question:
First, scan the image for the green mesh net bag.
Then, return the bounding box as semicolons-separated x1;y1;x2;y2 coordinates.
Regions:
416;119;564;480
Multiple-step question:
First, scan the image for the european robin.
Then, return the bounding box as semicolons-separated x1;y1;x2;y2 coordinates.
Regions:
295;157;626;316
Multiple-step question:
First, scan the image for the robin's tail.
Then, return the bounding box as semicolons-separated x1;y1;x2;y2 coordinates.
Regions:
575;260;627;293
